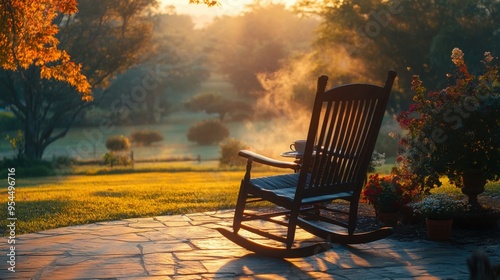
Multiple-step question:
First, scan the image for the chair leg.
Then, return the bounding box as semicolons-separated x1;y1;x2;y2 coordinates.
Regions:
286;207;300;249
233;180;248;233
348;199;359;235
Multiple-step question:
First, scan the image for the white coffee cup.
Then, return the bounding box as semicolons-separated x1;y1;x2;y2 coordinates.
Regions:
290;140;307;155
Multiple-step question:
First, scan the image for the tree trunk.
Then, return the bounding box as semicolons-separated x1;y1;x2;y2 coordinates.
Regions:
24;111;44;160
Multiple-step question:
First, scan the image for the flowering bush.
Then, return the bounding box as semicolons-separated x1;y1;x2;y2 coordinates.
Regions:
396;48;500;192
413;194;469;220
362;174;410;213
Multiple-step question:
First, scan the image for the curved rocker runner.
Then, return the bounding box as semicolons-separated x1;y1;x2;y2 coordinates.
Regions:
217;225;393;258
218;71;397;258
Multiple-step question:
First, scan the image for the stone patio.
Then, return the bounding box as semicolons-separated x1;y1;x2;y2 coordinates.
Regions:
1;210;498;279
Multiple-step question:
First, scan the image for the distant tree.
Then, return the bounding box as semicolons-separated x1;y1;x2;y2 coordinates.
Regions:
99;12;210;125
130;130;164;146
204;3;318;96
185;93;253;121
187;120;229;145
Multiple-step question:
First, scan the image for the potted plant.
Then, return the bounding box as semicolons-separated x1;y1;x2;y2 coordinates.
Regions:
362;174;409;226
396;48;500;210
412;193;469;240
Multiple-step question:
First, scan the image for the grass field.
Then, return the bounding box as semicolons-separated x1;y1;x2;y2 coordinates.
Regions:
0;163;288;236
2;162;498;236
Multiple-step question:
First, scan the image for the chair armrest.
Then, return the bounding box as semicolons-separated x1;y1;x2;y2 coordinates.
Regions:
239;150;300;171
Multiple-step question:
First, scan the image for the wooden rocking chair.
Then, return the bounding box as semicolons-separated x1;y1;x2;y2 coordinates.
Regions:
218;71;397;258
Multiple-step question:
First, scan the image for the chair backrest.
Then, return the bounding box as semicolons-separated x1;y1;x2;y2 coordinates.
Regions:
296;71;397;200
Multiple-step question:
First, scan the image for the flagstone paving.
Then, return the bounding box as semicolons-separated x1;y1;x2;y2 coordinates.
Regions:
1;210;498;279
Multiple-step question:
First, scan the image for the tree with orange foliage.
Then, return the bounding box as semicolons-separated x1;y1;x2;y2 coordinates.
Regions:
0;0;91;99
0;0;157;160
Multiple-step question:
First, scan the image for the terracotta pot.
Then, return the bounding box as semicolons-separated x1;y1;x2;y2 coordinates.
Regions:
377;211;400;226
425;218;453;241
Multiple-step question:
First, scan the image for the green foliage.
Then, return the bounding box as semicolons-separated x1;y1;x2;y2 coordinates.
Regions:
219;138;248;167
396;49;500;190
5;129;24;159
187;120;229;145
0;111;21;130
130;130;164;146
485;181;500;196
0;158;54;178
298;0;500;112
0;155;77;178
105;135;131;152
362;174;409;213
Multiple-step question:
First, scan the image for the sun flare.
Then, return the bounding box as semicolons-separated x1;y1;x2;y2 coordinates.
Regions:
160;0;298;27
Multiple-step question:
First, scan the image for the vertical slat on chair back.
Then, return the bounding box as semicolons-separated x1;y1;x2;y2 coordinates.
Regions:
296;71;396;200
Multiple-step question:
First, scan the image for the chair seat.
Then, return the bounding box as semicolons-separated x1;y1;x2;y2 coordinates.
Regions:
249;173;353;205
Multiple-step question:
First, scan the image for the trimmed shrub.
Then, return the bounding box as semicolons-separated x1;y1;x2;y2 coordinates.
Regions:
219;138;248;167
105;135;130;152
130;130;164;146
187;120;229;145
103;152;131;167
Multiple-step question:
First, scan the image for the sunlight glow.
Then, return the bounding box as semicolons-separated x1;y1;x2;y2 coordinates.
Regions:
161;0;298;28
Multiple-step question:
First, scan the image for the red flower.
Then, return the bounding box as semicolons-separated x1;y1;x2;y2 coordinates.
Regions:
408;104;419;113
396;155;404;163
362;174;406;212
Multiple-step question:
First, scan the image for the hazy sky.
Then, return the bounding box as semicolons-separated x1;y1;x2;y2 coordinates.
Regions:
160;0;298;28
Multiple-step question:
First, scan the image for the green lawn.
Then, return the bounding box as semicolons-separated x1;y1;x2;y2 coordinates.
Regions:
0;165;288;236
2;162;498;236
